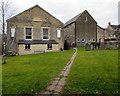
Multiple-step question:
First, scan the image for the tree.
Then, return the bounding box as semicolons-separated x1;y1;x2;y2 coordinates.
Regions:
0;1;6;64
0;1;15;64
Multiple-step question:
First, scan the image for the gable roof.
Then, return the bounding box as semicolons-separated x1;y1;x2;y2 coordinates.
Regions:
64;10;97;27
7;5;63;24
64;13;82;27
97;25;105;30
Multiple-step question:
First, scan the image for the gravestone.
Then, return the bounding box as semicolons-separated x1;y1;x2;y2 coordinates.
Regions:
105;43;110;49
110;42;118;49
85;43;91;51
100;43;106;50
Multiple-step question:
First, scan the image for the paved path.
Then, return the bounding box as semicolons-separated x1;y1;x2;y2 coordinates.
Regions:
39;48;77;95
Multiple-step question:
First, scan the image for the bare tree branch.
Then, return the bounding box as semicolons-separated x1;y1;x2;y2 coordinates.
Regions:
0;0;16;64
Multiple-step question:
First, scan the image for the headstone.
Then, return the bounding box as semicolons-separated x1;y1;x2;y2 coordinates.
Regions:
100;43;106;50
110;42;118;49
85;43;91;51
105;42;110;49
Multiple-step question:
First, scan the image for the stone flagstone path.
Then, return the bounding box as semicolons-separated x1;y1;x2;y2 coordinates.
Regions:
40;48;77;95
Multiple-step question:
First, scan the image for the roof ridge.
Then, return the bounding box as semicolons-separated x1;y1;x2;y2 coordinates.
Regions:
7;4;38;21
64;10;86;27
7;4;63;24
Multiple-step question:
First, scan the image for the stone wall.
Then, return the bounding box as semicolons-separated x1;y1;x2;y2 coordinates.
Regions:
7;5;64;55
64;10;97;47
64;23;75;47
76;11;97;44
97;26;105;42
18;44;59;55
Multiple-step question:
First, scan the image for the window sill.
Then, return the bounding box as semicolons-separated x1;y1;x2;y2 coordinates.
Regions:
25;49;31;51
25;39;32;40
47;48;52;50
42;39;49;40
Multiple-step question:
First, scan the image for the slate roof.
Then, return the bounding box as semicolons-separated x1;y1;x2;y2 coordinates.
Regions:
64;10;97;27
110;25;118;30
97;25;105;30
64;13;82;27
18;40;58;44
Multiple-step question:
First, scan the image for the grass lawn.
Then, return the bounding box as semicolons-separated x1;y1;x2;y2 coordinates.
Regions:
0;56;2;95
64;48;118;94
2;49;75;94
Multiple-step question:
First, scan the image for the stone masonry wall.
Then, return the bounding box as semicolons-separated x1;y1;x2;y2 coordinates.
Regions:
7;5;64;54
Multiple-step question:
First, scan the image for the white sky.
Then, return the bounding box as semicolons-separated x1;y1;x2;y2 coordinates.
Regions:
118;1;120;24
5;0;120;28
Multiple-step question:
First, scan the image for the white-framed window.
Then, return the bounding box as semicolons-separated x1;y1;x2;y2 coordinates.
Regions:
25;44;31;50
42;28;49;40
26;28;32;39
24;26;33;40
57;29;61;38
11;27;16;37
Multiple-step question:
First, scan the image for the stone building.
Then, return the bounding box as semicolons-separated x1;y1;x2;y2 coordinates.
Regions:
64;10;97;47
104;22;118;41
98;23;119;50
6;5;64;55
0;34;2;55
97;25;105;42
116;24;120;40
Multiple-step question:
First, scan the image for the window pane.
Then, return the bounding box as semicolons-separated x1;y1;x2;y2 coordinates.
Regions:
26;28;32;39
11;28;15;37
25;44;30;49
26;28;31;35
57;29;61;38
43;36;48;39
26;36;31;39
25;44;27;49
28;44;30;49
43;28;49;39
43;28;48;35
48;44;52;49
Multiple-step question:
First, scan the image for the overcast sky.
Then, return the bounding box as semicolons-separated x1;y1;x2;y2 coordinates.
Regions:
5;0;120;28
118;1;120;24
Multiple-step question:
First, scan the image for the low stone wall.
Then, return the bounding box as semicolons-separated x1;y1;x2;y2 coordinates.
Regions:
18;44;59;55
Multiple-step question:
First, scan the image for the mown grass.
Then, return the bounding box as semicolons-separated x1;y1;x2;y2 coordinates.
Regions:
2;49;75;94
0;56;2;95
64;48;118;94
